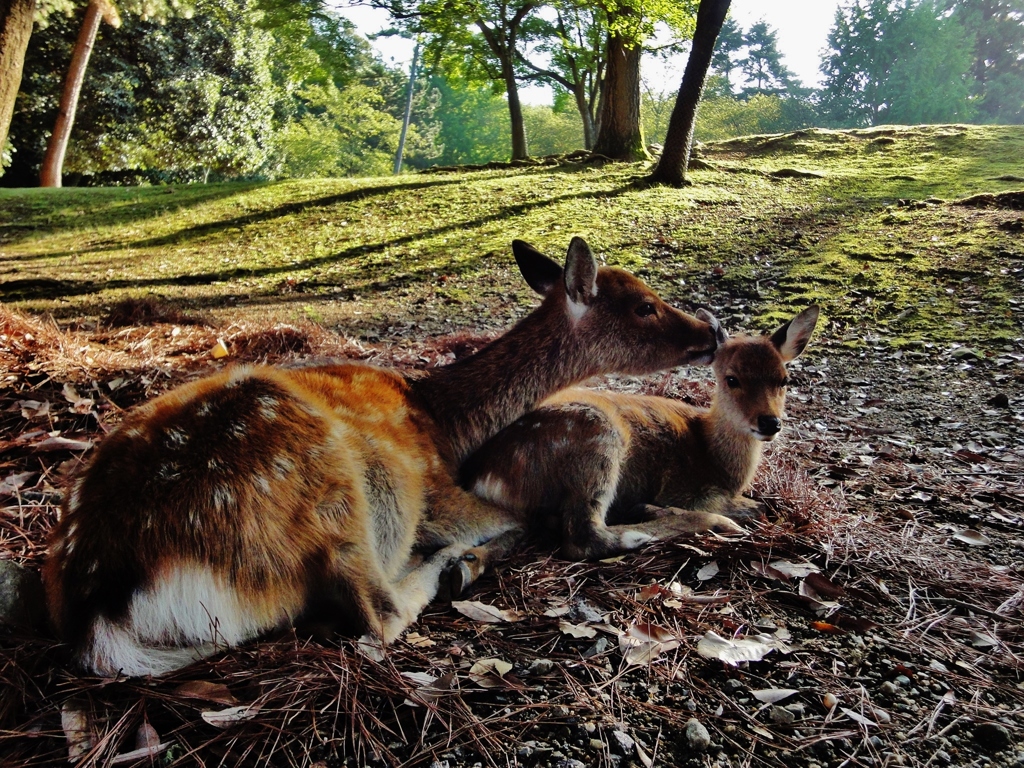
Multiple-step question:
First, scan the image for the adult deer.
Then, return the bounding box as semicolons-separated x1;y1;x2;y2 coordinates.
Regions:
43;237;720;677
454;307;820;592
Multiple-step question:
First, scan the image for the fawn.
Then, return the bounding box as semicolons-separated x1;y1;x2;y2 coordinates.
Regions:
43;237;721;677
453;307;820;592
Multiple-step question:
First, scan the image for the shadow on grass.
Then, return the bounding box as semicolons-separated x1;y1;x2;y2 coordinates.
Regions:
1;181;639;303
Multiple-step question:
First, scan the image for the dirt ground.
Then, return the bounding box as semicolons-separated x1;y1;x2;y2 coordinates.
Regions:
1;286;1021;768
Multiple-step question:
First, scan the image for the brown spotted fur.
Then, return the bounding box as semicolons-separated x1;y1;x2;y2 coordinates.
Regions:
42;237;719;676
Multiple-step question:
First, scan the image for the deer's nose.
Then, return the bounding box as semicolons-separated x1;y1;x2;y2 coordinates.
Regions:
757;415;781;435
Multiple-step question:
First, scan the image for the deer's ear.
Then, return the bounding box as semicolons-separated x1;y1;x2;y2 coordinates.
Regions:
563;236;598;306
513;240;564;296
770;305;820;361
697;308;729;345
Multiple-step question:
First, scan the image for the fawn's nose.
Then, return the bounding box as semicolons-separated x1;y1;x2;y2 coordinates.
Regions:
757;415;782;435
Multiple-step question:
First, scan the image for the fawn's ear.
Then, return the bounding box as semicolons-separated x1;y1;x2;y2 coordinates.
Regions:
697;308;729;345
563;236;598;306
770;305;820;361
513;240;564;296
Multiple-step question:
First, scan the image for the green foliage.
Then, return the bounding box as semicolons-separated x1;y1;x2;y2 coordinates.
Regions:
429;76;509;164
276;83;415;177
943;0;1024;123
522;105;583;155
738;21;798;98
643;91;815;143
819;0;976;127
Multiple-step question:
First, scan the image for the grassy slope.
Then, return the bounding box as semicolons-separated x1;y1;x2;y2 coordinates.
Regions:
1;124;1022;349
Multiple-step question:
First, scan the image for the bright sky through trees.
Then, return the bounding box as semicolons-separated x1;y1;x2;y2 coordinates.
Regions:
338;0;842;103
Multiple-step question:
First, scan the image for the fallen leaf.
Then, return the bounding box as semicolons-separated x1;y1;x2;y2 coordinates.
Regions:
560;621;597;639
696;560;720;581
749;560;791;582
752;688;799;704
201;704;260;728
839;707;877;727
355;634;385;662
468;658;513;688
810;621;844;634
0;471;36;496
696;631;776;665
970;630;998;648
109;742;173;766
18;400;50;419
953;530;991;546
404;632;436;648
803;572;845;599
32;436;93;452
211;339;230;359
404;670;456;706
636;584;662;603
769;560;820;578
174;680;238;706
451;600;523;623
619;623;680;666
543;603;571;617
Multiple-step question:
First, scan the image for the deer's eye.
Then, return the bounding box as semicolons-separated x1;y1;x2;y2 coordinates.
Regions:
635;302;657;318
725;376;740;389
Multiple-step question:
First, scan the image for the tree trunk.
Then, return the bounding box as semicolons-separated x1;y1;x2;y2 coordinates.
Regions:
648;0;731;186
0;0;36;166
592;30;647;162
572;84;596;149
503;58;529;160
39;0;119;187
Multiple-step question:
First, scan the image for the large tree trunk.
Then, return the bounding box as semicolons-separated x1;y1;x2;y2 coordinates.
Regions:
39;0;119;187
0;0;37;166
648;0;731;186
592;30;647;162
503;58;529;160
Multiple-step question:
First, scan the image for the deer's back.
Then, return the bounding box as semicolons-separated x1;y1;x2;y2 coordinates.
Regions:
44;363;441;650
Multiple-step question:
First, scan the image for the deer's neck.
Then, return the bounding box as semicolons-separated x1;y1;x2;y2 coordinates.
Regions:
413;299;594;466
705;400;763;494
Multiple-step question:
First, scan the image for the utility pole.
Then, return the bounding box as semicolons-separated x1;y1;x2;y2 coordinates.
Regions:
393;39;421;175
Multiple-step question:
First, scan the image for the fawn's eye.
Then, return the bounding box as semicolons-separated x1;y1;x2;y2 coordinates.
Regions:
725;376;740;389
635;302;657;318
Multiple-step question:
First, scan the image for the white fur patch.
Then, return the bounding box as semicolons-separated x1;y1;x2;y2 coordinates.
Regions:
225;366;254;388
81;563;277;677
619;530;656;550
473;474;508;505
567;297;588;323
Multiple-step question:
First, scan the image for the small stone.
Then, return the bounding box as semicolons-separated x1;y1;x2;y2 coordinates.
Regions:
685;719;712;752
556;760;586;768
895;675;912;686
0;560;46;630
880;681;899;695
869;736;884;749
527;658;554;675
589;739;607;751
610;730;635;756
973;723;1012;751
952;347;980;360
934;749;953;765
724;679;744;692
988;393;1010;408
784;702;806;718
769;706;796;725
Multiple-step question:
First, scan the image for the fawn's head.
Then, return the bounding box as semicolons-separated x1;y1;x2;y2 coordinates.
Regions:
513;237;718;374
711;306;820;441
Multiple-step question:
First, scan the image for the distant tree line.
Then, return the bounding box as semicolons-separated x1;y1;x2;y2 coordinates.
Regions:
0;0;1021;185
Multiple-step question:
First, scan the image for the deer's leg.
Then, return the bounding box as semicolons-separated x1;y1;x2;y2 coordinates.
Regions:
441;526;526;600
574;507;743;559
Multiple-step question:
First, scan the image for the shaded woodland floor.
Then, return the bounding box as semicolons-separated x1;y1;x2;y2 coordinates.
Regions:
1;125;1022;767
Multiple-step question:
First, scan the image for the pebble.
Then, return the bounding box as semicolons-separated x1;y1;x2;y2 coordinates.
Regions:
527;659;554;675
895;675;912;686
724;679;744;692
988;393;1010;408
769;706;796;725
934;749;952;764
610;730;635;756
0;560;45;629
685;719;712;752
556;760;586;768
973;723;1012;751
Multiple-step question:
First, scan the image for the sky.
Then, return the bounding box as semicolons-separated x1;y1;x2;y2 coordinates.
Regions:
340;0;844;104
